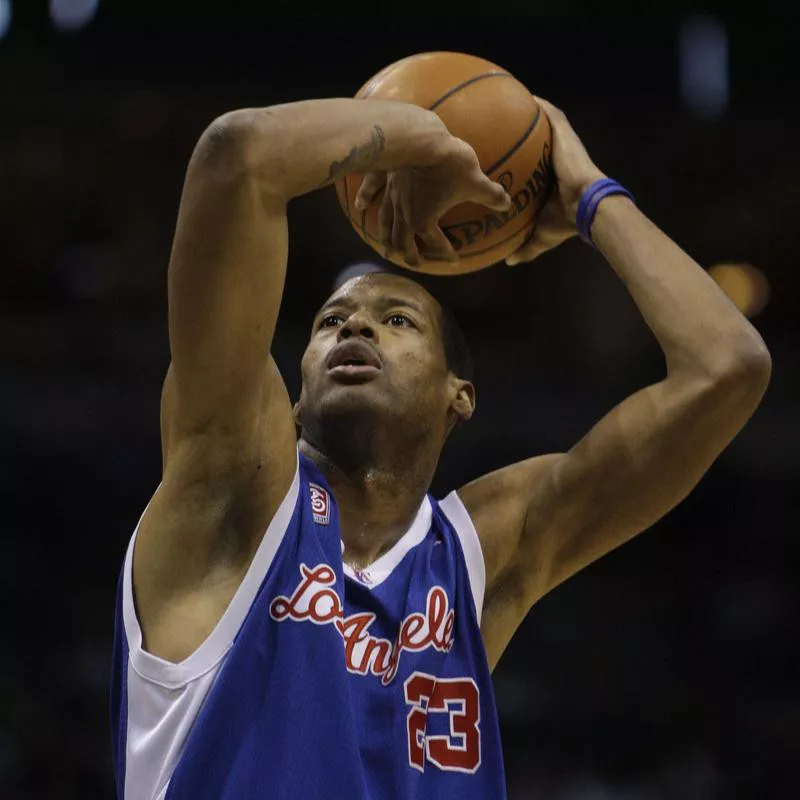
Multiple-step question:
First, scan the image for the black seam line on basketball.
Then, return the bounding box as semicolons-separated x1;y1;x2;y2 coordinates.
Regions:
427;72;512;112
484;107;542;176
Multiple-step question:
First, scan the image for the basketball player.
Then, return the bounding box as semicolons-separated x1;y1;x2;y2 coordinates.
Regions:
110;98;770;799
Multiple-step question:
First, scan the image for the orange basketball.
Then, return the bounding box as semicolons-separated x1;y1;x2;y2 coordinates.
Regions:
335;52;553;275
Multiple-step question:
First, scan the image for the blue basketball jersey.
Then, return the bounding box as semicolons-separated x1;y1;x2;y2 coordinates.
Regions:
110;452;507;799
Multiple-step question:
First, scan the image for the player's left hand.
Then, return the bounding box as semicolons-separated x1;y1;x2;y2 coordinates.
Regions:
506;98;606;265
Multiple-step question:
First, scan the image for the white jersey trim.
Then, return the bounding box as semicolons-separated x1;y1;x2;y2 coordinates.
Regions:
342;496;432;588
123;454;300;689
438;491;486;624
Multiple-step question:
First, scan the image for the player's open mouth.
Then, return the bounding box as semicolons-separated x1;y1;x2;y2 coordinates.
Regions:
326;340;382;382
328;363;381;380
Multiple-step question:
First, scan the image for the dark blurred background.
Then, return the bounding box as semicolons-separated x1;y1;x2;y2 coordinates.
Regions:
1;1;798;797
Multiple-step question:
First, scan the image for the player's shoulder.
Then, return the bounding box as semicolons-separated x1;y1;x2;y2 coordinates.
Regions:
452;454;563;591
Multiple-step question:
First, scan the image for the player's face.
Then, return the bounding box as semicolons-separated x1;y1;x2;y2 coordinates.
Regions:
297;274;454;434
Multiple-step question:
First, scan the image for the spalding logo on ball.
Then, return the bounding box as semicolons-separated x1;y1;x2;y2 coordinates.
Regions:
335;51;554;275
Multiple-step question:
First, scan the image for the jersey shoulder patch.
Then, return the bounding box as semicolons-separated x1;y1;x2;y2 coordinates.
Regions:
309;482;330;525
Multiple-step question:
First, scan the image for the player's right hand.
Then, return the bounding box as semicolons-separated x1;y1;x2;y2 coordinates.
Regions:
354;136;511;267
506;98;606;265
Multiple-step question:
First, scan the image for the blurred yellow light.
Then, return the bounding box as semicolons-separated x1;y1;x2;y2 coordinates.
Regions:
708;263;770;318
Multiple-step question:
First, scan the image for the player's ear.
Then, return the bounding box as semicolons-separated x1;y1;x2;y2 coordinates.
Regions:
292;401;302;428
449;377;475;422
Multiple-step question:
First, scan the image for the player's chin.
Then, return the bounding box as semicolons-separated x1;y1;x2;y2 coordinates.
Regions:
317;379;394;415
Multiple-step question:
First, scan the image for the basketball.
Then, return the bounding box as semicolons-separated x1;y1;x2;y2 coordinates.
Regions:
335;52;553;275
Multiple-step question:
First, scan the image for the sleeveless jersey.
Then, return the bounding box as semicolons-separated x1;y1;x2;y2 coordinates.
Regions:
110;452;507;799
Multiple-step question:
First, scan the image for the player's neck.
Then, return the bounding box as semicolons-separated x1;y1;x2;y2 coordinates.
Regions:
298;436;439;570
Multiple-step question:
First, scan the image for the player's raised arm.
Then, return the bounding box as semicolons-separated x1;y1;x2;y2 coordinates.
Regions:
164;100;449;468
459;100;772;668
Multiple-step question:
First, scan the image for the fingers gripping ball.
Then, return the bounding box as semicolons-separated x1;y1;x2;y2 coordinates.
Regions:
335;51;554;275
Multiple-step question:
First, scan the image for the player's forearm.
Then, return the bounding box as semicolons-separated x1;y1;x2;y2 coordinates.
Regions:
208;99;448;200
592;197;771;387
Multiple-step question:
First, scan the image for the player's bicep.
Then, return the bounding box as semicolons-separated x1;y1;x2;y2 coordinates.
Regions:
511;373;759;606
166;115;290;444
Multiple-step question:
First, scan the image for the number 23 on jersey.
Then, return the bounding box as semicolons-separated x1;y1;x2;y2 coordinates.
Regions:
404;672;481;773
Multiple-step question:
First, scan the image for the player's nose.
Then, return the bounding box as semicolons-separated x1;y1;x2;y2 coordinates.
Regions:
337;311;377;342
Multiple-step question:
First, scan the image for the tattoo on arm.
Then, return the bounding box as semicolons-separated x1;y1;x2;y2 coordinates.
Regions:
322;123;386;186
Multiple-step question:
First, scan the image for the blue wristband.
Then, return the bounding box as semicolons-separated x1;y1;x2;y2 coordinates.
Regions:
576;178;635;244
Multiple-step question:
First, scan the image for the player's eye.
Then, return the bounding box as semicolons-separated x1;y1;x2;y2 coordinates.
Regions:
319;314;345;329
386;313;414;328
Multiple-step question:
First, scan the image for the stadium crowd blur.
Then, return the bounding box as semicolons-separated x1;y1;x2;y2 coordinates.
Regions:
2;2;798;798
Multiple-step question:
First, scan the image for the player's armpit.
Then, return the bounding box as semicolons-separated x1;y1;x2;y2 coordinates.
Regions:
456;454;561;597
462;359;769;669
456;454;559;669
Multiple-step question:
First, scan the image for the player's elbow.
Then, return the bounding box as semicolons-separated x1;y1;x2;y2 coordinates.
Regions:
720;329;771;386
192;109;283;181
706;330;772;410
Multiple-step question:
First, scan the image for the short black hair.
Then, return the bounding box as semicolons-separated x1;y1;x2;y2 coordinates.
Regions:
438;301;474;383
